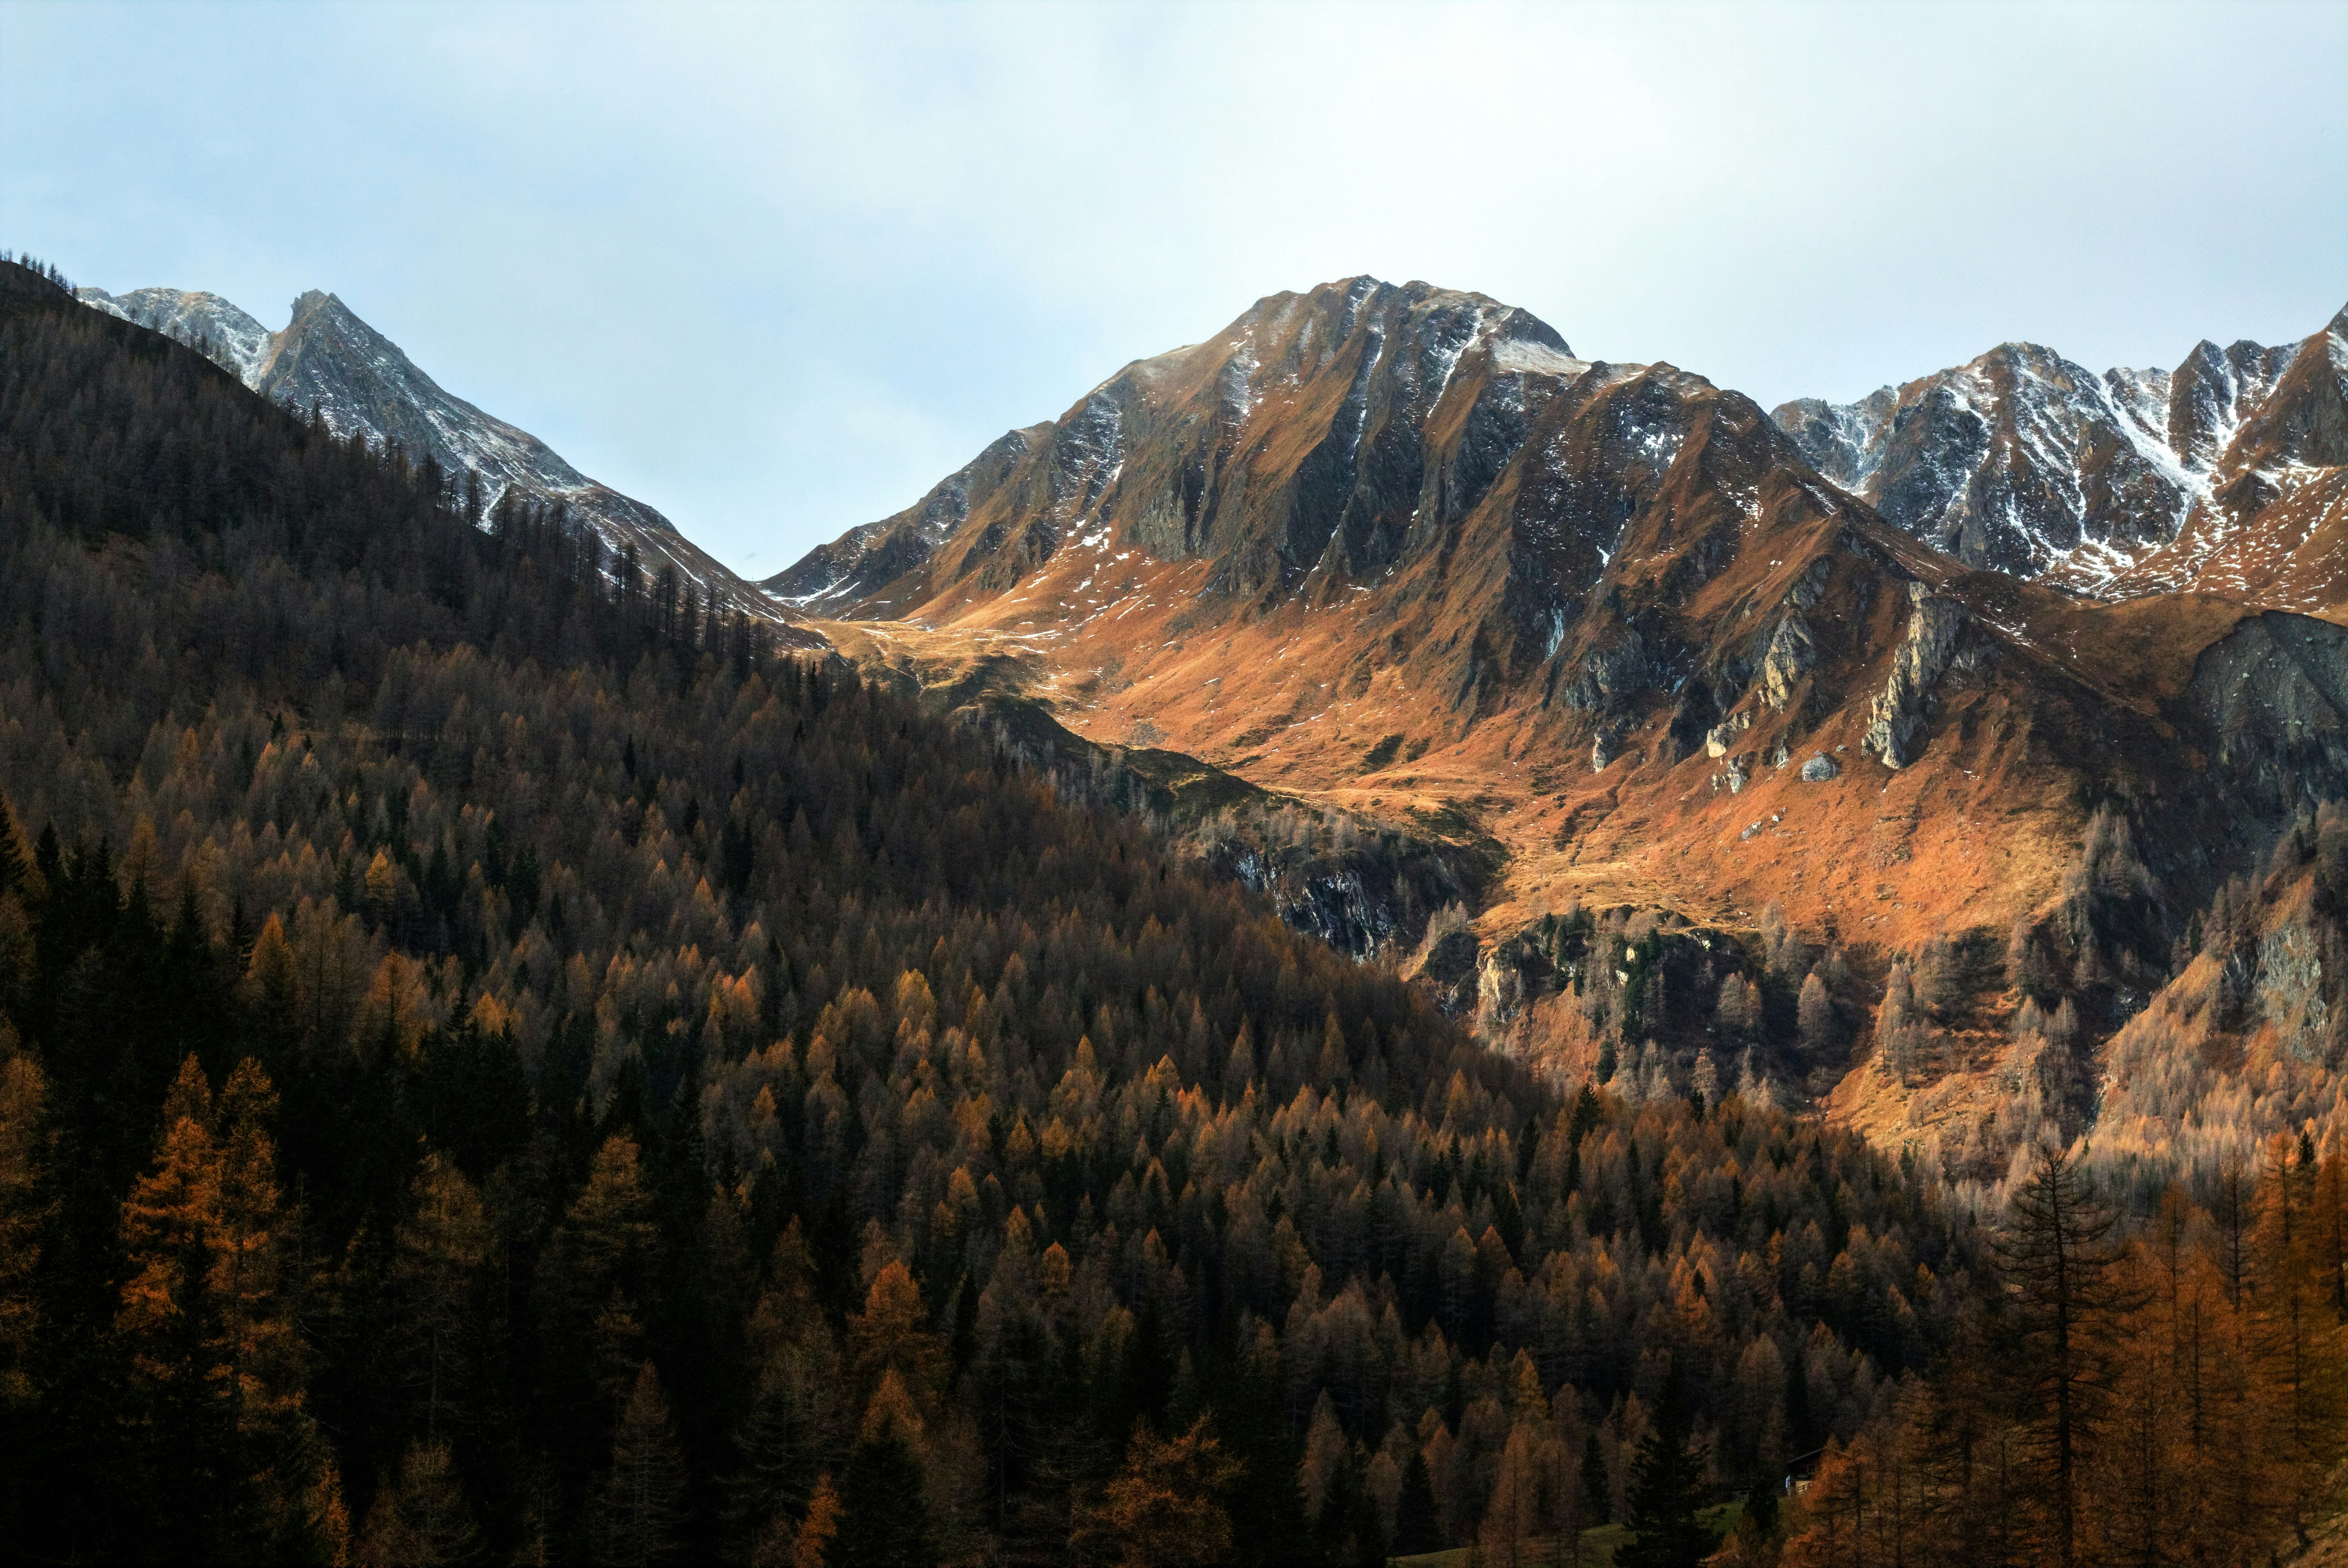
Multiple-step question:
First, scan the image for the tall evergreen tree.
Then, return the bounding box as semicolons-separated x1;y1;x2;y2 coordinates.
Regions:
1579;1431;1611;1525
1616;1362;1712;1568
1393;1446;1440;1554
593;1363;690;1568
830;1412;930;1568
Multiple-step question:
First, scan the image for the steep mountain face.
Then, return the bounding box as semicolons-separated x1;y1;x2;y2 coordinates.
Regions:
763;277;1594;611
1774;304;2348;616
765;425;1044;608
780;276;2348;1181
77;283;772;616
2104;304;2348;615
1773;343;2206;584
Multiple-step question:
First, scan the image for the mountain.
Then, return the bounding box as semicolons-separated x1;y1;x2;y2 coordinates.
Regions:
76;282;775;617
775;276;2348;1184
2102;302;2348;614
1773;303;2348;614
0;252;1969;1568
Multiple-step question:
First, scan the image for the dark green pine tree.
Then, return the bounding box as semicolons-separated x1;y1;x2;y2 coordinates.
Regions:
1616;1363;1712;1568
1579;1431;1611;1524
830;1426;931;1568
1393;1447;1441;1553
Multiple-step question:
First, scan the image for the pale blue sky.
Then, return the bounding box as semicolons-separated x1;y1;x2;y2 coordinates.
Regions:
5;1;2342;576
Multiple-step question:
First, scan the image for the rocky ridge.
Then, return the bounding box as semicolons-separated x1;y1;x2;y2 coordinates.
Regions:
77;283;777;619
1774;301;2348;616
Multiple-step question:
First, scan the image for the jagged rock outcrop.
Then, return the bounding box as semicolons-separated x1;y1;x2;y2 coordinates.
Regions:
2106;304;2348;614
1860;583;1969;767
1776;344;2198;581
1759;614;1816;709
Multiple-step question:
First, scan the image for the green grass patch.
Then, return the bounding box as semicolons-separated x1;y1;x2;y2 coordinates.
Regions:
1385;1499;1742;1567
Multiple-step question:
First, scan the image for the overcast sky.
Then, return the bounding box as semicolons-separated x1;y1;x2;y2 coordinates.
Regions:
6;1;2343;576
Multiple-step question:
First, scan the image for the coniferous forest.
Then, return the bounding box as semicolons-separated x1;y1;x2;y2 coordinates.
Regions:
1;251;2344;1568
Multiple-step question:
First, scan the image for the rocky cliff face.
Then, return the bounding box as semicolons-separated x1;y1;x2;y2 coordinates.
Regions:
77;283;774;618
764;278;1596;612
2107;305;2348;616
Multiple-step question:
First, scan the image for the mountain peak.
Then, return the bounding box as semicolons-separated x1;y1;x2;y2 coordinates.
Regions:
70;276;784;620
768;277;1598;611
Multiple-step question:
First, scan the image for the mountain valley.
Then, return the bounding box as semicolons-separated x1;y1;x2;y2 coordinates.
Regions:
6;250;2346;1565
777;276;2348;1194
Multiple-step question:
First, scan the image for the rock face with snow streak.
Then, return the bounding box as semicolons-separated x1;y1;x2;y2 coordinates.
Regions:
765;426;1045;611
2107;305;2348;616
1774;303;2348;618
77;284;771;617
1773;344;2203;584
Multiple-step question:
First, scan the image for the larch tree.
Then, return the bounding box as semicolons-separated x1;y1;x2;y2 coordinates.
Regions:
2251;1134;2348;1527
1069;1415;1242;1568
1990;1141;2138;1568
358;1439;480;1568
117;1056;229;1536
780;1472;840;1568
845;1258;946;1409
544;1133;658;1409
1477;1420;1544;1568
0;1033;48;1412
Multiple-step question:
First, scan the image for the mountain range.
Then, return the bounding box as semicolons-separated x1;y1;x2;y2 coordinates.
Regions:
68;267;2348;1185
1773;308;2348;612
767;275;2348;1185
16;252;2347;1564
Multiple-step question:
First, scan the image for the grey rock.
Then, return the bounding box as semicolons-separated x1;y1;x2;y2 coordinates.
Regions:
2186;611;2348;791
1704;709;1751;758
1760;613;1816;710
1800;753;1840;781
77;283;764;615
1864;582;1968;768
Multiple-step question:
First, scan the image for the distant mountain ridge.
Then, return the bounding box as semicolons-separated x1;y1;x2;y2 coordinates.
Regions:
76;282;774;617
1771;305;2347;611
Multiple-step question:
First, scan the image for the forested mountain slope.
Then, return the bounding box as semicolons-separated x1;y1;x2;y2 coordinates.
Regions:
6;253;2345;1566
0;256;2002;1565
